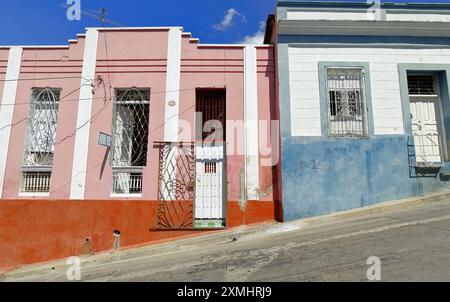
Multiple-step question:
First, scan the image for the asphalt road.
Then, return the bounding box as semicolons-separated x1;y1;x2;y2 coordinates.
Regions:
4;197;450;282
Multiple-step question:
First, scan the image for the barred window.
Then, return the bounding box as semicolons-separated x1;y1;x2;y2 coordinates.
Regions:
21;88;60;193
408;75;438;96
326;68;368;137
111;88;150;195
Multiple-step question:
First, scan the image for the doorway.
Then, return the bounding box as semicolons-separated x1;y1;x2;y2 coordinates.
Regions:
408;74;447;166
194;89;227;228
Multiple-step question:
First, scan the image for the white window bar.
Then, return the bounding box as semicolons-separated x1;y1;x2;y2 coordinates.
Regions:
21;88;60;193
408;75;438;96
326;68;368;137
21;171;52;193
112;168;143;195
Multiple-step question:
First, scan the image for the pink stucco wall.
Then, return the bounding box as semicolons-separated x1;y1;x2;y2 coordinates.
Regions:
2;41;85;199
0;29;279;269
0;29;276;202
83;29;169;200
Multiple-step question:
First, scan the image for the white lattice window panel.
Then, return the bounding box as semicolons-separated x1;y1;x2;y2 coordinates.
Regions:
21;88;60;193
21;171;52;193
112;168;143;195
111;88;150;195
326;68;368;137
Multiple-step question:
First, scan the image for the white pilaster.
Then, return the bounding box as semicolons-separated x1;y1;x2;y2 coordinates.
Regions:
70;28;99;199
0;47;22;197
244;45;260;200
163;27;182;142
162;28;182;201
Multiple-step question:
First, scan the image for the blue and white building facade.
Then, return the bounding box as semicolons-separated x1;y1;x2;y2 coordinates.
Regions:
270;1;450;220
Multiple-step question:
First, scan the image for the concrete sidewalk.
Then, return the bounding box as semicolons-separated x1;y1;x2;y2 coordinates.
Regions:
3;189;450;281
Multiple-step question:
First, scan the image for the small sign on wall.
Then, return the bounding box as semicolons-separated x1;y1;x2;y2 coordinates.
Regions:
98;132;112;148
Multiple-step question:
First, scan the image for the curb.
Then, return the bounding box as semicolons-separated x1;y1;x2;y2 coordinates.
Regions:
293;189;450;228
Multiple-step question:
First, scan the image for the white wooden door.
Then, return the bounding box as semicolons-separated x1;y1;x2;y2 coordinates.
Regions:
410;96;445;165
195;144;225;227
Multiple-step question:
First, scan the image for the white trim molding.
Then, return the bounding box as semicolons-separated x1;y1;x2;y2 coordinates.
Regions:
70;28;99;200
244;45;260;200
0;47;22;197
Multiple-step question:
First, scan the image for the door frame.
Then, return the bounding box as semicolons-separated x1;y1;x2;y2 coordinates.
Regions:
398;65;450;169
194;89;227;228
409;94;447;165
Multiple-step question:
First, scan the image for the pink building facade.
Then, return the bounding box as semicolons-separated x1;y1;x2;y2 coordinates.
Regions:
0;27;280;269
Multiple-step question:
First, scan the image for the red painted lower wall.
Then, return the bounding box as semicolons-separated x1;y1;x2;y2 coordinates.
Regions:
0;200;275;270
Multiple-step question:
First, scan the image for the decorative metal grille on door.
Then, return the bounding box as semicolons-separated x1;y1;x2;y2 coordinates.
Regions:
156;142;195;229
194;143;226;228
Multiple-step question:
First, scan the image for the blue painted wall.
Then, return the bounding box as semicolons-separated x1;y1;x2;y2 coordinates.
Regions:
282;136;398;220
281;135;450;220
277;41;450;221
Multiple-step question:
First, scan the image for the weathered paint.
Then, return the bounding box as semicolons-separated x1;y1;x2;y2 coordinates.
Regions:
244;46;260;200
275;1;450;221
0;199;275;270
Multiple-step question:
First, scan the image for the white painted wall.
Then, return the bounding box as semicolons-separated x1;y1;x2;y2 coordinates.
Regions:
70;28;99;199
288;46;450;136
286;10;450;22
0;47;22;197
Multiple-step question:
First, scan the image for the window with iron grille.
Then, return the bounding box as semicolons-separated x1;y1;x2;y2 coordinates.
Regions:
21;88;60;193
111;88;150;195
326;68;368;137
408;75;438;96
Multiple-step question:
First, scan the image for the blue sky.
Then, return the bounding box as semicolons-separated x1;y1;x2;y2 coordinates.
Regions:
0;0;449;46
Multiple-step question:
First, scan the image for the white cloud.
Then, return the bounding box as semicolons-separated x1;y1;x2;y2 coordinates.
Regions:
239;21;266;44
214;8;246;31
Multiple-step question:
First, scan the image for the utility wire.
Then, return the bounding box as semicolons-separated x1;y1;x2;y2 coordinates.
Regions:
0;76;93;82
54;8;114;146
0;87;199;108
0;83;95;132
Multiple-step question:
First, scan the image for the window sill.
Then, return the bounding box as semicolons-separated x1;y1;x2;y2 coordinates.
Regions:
18;192;50;197
110;194;143;199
